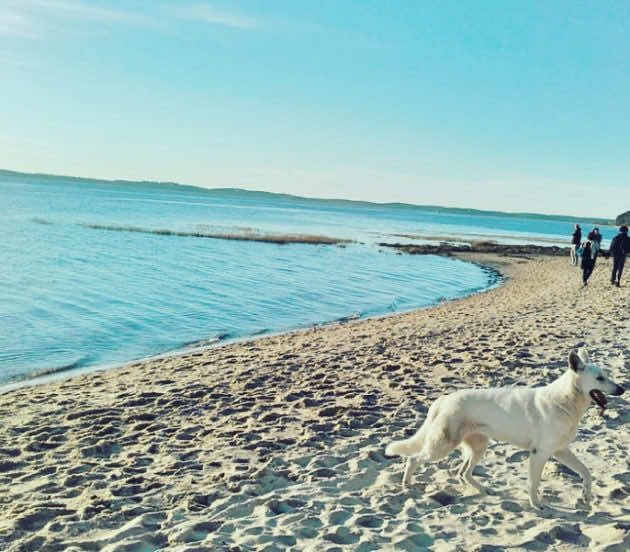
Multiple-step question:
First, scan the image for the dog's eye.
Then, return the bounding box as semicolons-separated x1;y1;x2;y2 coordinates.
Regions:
596;376;605;382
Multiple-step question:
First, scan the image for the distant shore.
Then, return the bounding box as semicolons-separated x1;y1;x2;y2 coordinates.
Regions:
1;251;629;551
2;168;614;226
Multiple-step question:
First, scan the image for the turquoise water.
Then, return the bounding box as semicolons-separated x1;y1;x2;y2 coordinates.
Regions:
0;171;613;385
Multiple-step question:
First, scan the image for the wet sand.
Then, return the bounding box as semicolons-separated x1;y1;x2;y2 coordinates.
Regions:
0;252;629;551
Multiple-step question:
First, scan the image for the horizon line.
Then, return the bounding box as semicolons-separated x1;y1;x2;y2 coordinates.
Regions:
0;167;616;223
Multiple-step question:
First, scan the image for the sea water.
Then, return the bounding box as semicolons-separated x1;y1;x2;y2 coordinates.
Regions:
0;171;613;386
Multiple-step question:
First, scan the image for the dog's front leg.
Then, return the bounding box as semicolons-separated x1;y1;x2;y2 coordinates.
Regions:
553;449;592;505
528;448;550;509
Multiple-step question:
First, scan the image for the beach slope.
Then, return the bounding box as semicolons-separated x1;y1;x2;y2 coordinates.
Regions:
0;253;629;551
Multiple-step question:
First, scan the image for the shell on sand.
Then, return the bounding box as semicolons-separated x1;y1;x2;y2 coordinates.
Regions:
0;253;629;551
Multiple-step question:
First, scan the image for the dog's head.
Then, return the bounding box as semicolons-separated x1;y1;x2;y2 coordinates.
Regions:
569;348;625;411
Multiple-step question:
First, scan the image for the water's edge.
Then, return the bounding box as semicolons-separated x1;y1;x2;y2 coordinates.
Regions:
0;256;503;395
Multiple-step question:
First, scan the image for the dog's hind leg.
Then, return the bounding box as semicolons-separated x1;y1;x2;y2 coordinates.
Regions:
553;448;592;505
403;455;421;487
401;432;458;487
457;449;471;481
459;434;489;494
402;441;457;487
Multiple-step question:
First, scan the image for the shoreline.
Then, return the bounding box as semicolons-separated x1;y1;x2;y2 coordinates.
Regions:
1;252;629;551
1;250;503;394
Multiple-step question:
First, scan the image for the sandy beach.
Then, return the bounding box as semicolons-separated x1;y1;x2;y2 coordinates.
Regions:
1;252;629;551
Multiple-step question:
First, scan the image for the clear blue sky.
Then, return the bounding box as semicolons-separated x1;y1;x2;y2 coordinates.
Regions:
1;1;628;217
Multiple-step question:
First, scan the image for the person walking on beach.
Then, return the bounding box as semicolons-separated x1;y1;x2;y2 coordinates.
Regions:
609;225;630;287
579;228;602;287
581;240;596;286
570;224;582;265
591;226;602;257
589;227;602;260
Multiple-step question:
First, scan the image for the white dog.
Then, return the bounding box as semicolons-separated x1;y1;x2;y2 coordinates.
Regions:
385;349;625;509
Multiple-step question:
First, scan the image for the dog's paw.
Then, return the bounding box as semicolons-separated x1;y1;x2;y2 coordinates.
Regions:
528;486;553;511
575;497;591;510
576;492;593;510
531;501;552;515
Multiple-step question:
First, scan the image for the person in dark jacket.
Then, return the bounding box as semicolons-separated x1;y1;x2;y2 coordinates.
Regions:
586;227;602;261
591;227;602;249
570;224;582;266
581;240;595;286
609;225;630;287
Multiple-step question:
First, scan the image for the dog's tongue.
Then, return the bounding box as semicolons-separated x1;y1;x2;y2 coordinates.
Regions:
591;390;607;416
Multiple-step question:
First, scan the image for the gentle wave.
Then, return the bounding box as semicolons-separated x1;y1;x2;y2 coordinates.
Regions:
32;217;53;225
334;312;362;323
180;334;233;349
78;223;352;245
174;312;365;355
16;357;90;381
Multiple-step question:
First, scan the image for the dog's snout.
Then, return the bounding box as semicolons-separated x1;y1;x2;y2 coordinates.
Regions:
613;385;625;396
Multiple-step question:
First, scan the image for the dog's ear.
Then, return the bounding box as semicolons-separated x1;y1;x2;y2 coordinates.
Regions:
569;350;584;372
577;347;590;364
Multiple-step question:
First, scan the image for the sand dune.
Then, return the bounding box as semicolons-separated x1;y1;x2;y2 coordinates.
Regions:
1;253;629;551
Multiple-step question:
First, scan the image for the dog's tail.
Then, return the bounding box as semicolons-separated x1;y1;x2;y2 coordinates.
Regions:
386;398;447;458
385;426;426;457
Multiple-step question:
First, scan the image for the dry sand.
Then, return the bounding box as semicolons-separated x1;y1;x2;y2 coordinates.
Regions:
0;253;629;551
